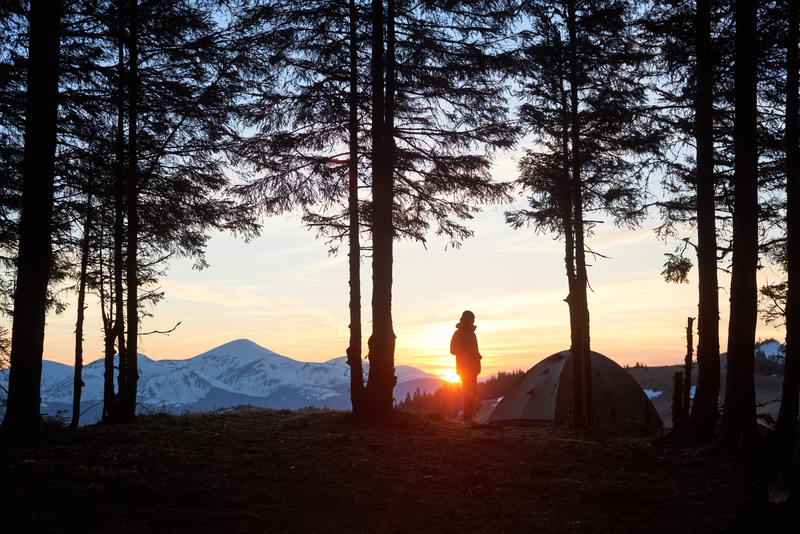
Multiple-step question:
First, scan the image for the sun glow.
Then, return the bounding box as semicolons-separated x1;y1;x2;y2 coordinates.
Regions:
440;369;461;383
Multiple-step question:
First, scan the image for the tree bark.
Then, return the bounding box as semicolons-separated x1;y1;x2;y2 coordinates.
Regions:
776;0;800;445
70;184;93;429
102;297;117;422
365;0;397;421
98;222;113;423
719;0;759;448
689;0;722;439
0;0;62;445
683;317;694;426
347;0;365;415
106;0;127;422
560;67;581;427
567;0;585;429
580;280;593;427
121;0;140;420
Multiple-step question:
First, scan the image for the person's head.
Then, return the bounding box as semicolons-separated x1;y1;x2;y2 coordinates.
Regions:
459;310;475;325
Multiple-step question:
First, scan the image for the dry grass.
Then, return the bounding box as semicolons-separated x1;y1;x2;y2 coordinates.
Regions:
0;409;771;533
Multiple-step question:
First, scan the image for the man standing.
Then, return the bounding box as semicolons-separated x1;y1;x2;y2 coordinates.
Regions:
450;310;482;424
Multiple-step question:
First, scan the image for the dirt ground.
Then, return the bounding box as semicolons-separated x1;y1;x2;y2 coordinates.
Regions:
0;409;788;534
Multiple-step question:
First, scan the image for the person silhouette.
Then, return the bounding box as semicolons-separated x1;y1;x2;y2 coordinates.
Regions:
450;310;482;424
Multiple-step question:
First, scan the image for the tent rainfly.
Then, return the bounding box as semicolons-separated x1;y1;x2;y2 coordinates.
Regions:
487;350;664;427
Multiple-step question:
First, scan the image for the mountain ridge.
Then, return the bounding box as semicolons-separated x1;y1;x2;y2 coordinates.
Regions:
0;339;444;426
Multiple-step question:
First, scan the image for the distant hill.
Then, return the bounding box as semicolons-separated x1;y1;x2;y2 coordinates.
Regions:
627;339;785;426
0;339;444;426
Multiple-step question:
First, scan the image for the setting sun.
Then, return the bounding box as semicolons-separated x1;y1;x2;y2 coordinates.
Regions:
440;369;461;383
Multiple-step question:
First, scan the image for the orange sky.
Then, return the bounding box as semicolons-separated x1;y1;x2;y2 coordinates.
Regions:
39;201;785;380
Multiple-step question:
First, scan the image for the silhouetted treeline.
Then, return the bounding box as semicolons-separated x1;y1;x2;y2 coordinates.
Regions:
477;370;526;400
1;0;799;447
754;351;784;376
397;370;525;417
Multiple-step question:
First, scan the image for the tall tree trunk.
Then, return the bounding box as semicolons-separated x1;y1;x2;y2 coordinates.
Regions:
581;300;593;427
365;0;397;420
107;0;127;422
557;45;583;426
0;0;62;445
102;291;117;422
99;222;117;422
689;0;722;438
570;0;593;427
560;65;580;405
719;0;759;448
566;0;585;429
121;0;140;420
683;316;694;425
347;0;365;415
776;0;800;445
70;184;93;429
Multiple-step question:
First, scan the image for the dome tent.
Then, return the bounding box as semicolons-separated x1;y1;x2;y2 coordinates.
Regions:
487;350;663;427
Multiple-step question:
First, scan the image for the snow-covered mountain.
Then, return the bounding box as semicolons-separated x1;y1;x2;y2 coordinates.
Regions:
0;339;444;425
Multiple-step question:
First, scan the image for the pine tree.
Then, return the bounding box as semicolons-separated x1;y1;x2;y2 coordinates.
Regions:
53;0;262;422
645;0;723;439
0;0;63;445
69;173;94;428
775;0;799;445
0;2;25;299
237;0;517;421
346;0;366;414
231;0;372;413
107;0;261;420
689;0;722;438
365;0;396;420
718;0;760;448
509;0;663;428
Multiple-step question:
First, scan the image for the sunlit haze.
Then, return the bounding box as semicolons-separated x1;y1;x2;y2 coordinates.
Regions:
440;369;462;383
38;156;784;381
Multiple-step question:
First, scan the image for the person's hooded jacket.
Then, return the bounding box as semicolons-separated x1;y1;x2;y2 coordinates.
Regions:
450;314;482;377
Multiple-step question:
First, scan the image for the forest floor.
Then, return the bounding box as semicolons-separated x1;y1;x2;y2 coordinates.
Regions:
0;409;791;534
